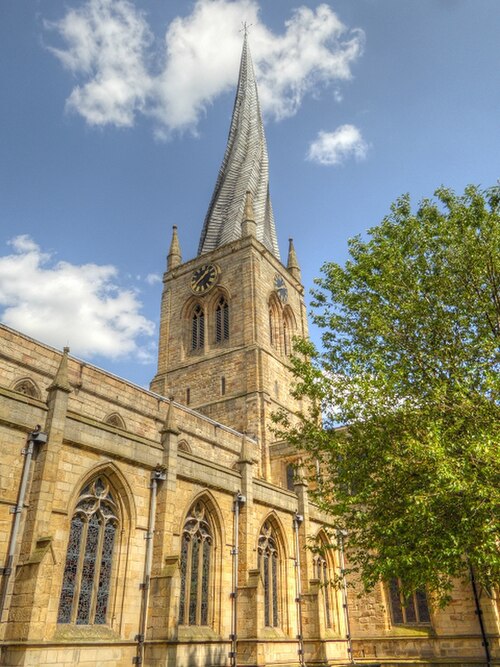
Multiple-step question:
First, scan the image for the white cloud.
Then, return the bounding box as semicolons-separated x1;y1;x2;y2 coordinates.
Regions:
45;0;364;136
45;0;153;127
307;124;369;166
145;273;162;285
0;236;155;361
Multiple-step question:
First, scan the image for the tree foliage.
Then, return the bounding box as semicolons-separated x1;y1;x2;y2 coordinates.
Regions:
278;185;500;605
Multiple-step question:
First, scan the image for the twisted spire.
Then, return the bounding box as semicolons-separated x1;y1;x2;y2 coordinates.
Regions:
198;34;280;259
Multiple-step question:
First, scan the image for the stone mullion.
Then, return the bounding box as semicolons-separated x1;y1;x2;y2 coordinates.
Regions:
184;538;193;624
88;516;106;625
70;518;88;624
196;536;204;625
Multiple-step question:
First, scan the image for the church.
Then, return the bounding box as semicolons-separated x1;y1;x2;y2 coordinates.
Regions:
0;36;497;667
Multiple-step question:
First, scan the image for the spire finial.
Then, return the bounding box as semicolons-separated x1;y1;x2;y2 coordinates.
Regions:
287;238;302;282
48;346;71;393
240;21;253;37
167;225;182;270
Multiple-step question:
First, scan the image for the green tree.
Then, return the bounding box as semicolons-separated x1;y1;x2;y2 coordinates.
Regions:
278;185;500;605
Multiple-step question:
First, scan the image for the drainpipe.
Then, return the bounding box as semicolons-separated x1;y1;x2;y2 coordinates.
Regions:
0;427;47;621
229;491;246;667
134;466;166;666
293;511;306;667
469;562;491;667
337;530;354;664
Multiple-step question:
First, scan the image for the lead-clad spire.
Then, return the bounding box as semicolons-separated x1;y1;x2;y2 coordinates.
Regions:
198;34;280;260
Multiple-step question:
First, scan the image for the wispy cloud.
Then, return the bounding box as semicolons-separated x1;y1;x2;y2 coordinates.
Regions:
307;124;369;166
0;236;155;361
45;0;364;137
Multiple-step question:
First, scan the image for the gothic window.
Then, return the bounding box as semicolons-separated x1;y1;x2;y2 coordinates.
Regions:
178;501;213;626
258;521;280;627
13;378;41;399
57;478;119;625
104;413;126;430
286;463;295;491
268;299;281;352
314;552;333;629
215;296;229;343
388;578;431;625
283;307;295;356
192;305;205;350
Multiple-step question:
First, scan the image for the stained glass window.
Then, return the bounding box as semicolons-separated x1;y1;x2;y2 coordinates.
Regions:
258;522;280;627
178;502;213;626
215;297;229;343
57;478;118;625
192;305;205;350
388;578;431;625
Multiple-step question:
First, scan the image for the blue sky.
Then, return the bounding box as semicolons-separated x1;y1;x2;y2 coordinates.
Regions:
1;0;499;388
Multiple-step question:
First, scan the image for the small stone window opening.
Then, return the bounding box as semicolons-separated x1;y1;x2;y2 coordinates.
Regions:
13;378;41;399
283;320;289;355
286;463;295;491
388;578;431;625
186;388;191;405
192;305;205;350
314;553;333;629
57;477;119;625
215;297;229;343
258;522;280;628
104;413;126;430
221;377;226;396
178;502;213;626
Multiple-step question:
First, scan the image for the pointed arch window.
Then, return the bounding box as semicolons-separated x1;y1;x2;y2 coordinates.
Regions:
258;521;280;627
13;378;41;399
283;307;295;357
192;304;205;350
57;478;119;625
179;501;213;626
313;550;333;629
215;296;229;343
268;300;281;351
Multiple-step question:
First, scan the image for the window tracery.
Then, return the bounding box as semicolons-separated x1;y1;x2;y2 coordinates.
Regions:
104;412;126;430
178;501;213;626
13;377;41;399
57;477;118;625
258;521;280;627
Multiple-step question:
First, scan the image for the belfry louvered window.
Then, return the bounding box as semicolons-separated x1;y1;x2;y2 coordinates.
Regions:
57;478;118;625
258;522;280;627
178;502;212;626
388;578;431;625
192;305;205;350
215;296;229;343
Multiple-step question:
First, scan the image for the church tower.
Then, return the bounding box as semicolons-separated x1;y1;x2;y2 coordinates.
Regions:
150;36;308;479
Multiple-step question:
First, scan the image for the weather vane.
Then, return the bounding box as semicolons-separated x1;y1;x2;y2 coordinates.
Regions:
239;21;253;37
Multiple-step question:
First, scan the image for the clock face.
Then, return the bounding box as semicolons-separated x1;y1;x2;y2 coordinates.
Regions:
191;264;220;294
